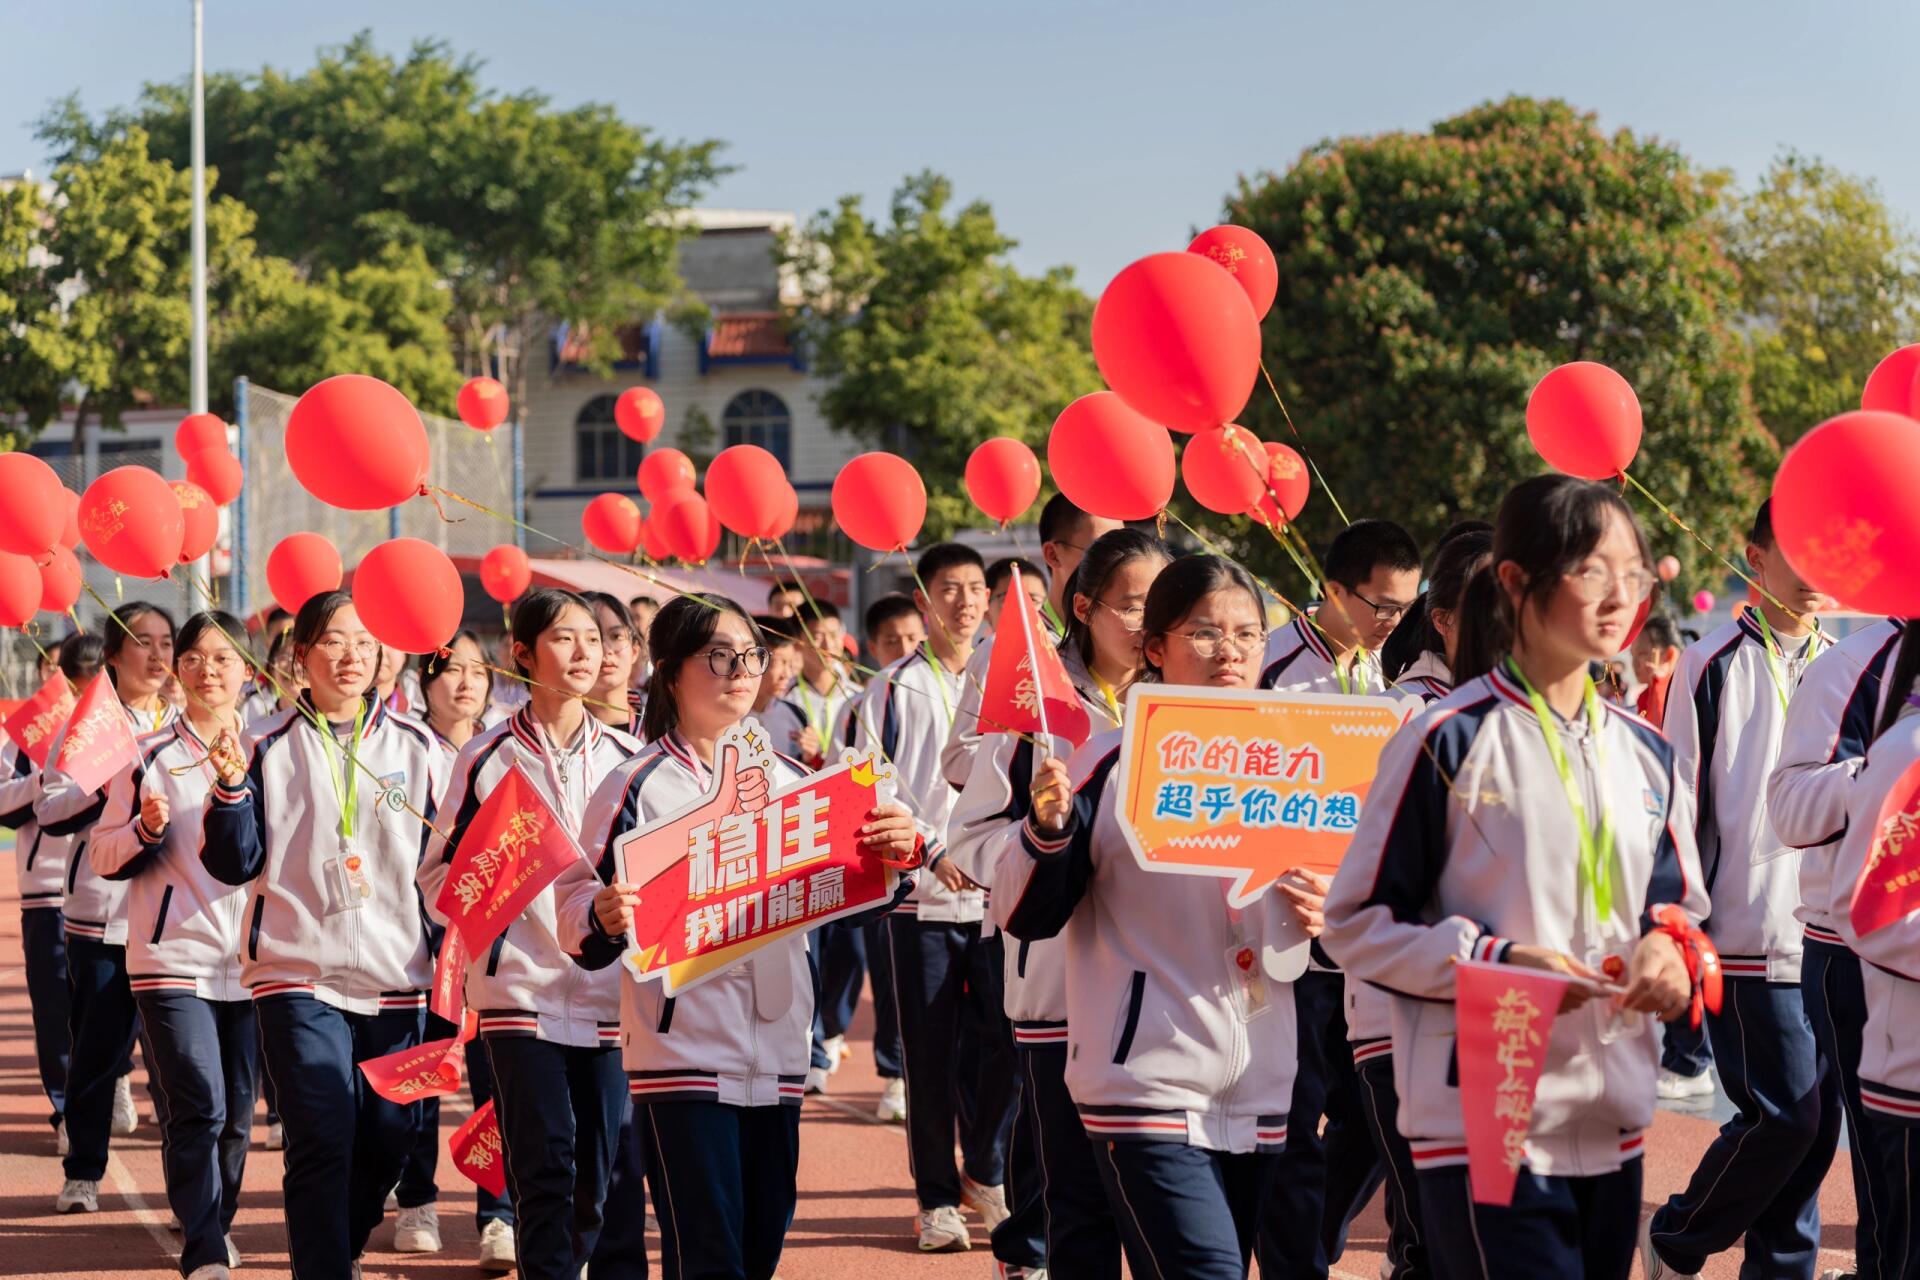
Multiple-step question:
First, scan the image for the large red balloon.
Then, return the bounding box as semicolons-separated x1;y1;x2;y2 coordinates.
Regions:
0;452;65;556
705;444;790;539
457;377;511;431
965;437;1042;525
1187;225;1279;320
1047;392;1176;521
1181;424;1269;516
174;412;228;460
638;448;697;504
286;374;430;510
582;494;643;555
616;388;666;443
38;544;81;615
1861;345;1920;418
266;532;343;615
353;538;465;655
1772;409;1920;615
655;492;722;562
766;482;799;541
60;488;80;550
80;467;185;578
831;454;927;553
1526;362;1643;479
480;544;531;603
1091;252;1262;433
187;448;243;506
1251;442;1311;527
638;515;672;563
172;481;219;563
0;552;40;627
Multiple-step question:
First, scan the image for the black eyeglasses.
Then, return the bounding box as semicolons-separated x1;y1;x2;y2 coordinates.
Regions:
1345;587;1417;624
704;646;771;677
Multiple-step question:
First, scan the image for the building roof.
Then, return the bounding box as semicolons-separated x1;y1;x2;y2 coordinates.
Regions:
706;312;793;360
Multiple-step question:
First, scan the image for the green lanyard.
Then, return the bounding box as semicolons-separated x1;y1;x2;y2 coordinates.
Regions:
318;699;367;840
1506;659;1616;922
921;642;956;729
1752;611;1824;718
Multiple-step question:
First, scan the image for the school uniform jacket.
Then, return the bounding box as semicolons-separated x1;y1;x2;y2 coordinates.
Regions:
855;649;976;922
200;692;449;1016
1;742;65;916
1394;650;1454;705
755;696;811;765
791;676;860;766
90;719;249;1001
1768;619;1904;947
1322;667;1710;1178
418;708;642;1049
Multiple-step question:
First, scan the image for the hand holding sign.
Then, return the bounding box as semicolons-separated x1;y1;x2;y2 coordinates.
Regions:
595;882;641;938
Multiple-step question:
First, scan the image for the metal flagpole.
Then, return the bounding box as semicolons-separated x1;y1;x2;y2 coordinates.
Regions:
189;0;213;610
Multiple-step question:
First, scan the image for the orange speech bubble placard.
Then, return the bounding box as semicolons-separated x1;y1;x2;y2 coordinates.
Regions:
1116;685;1413;907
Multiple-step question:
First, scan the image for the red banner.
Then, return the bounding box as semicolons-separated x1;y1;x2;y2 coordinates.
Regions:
450;1098;506;1197
53;673;137;794
434;762;583;956
1850;756;1920;938
3;671;76;770
978;566;1090;748
1455;958;1569;1206
357;1036;463;1104
430;925;470;1026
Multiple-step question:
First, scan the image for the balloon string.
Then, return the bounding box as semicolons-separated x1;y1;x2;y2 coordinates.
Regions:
1258;359;1350;527
1162;508;1306;619
1616;470;1799;620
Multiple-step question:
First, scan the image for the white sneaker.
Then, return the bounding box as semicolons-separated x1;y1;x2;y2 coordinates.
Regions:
227;1235;242;1268
56;1178;99;1213
112;1076;138;1135
55;1120;68;1156
822;1034;850;1072
477;1219;517;1272
876;1077;907;1123
916;1205;970;1252
959;1174;1010;1231
262;1122;284;1151
1656;1068;1716;1101
394;1203;441;1253
805;1066;830;1095
185;1266;231;1280
1638;1214;1695;1277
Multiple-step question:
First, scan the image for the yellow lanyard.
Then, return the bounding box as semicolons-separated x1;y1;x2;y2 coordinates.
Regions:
318;700;367;840
1507;660;1616;922
1752;612;1824;718
1090;669;1121;723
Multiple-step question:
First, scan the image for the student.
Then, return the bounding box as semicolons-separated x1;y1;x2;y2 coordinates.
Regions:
200;590;449;1279
986;555;1049;625
1324;475;1708;1278
855;542;1017;1251
1260;517;1421;695
1631;614;1683;731
1009;554;1321;1279
91;611;260;1280
627;594;660;687
1639;500;1841;1278
560;592;921;1280
242;621;297;726
419;590;643;1280
949;527;1170;1280
750;614;811;766
585;591;645;734
766;579;807;620
42;602;179;1214
790;600;861;769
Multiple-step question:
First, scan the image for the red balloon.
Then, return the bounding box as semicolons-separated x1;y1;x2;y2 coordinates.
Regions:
1862;344;1920;418
831;454;927;553
172;481;218;564
1181;424;1269;516
1656;555;1681;582
286;374;430;510
457;377;511;431
185;448;243;506
80;466;185;578
0;551;40;627
480;544;532;603
352;538;466;655
60;488;80;550
616;388;666;443
1772;409;1920;615
638;448;697;504
1251;442;1311;527
705;444;790;539
1526;362;1643;479
1092;252;1262;433
582;494;643;555
767;482;799;541
965;438;1042;525
0;452;65;556
1187;225;1279;320
655;492;722;562
1047;392;1176;521
174;412;228;460
266;532;343;615
38;544;81;615
638;515;672;563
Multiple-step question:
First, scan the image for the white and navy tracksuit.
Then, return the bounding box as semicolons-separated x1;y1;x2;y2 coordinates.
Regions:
1323;666;1710;1277
92;718;257;1276
1644;615;1841;1278
1770;618;1908;1279
38;698;178;1187
856;647;1020;1213
1000;725;1305;1280
822;682;903;1083
2;742;69;1133
1258;615;1389;1279
200;692;447;1279
418;709;642;1280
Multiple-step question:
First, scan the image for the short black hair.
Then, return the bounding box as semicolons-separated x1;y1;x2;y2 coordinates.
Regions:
986;556;1045;594
1038;493;1091;548
628;594;660;612
511;588;597;676
768;579;806;604
915;542;985;584
801;599;841;624
1639;613;1682;653
1750;499;1775;549
60;633;107;683
1323;519;1422;590
176;611;257;674
642;594;759;743
863;593;920;638
754;613;805;648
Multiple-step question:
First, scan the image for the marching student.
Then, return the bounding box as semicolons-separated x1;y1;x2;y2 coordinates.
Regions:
1324;474;1709;1277
949;527;1170;1279
91;611;260;1280
750;614;811;766
242;622;298;726
766;578;808;619
418;590;643;1280
1639;500;1841;1279
200;590;449;1279
586;591;645;734
627;594;660;692
42;602;179;1214
559;592;921;1280
1009;553;1321;1279
1630;614;1684;733
791;600;861;769
986;554;1049;626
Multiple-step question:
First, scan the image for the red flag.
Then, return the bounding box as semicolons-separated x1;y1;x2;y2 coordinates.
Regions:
3;670;76;770
978;566;1090;748
53;673;138;793
1454;958;1569;1206
357;1036;463;1104
434;762;583;956
1850;756;1920;938
430;925;470;1026
450;1098;507;1196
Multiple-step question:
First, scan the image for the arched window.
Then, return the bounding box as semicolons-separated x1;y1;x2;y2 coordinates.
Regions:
722;390;791;470
575;393;646;484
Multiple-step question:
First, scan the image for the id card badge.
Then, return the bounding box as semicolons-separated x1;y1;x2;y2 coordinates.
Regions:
321;838;372;916
1224;914;1271;1023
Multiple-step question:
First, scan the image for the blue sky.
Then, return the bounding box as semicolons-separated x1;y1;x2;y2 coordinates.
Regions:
2;0;1914;291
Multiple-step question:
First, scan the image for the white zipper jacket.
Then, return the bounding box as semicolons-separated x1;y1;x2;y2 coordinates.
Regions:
854;649;978;922
1;743;65;915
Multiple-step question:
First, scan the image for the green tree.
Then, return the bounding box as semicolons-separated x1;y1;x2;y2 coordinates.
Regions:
1226;96;1776;594
1727;151;1920;441
0;179;67;447
785;171;1103;539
